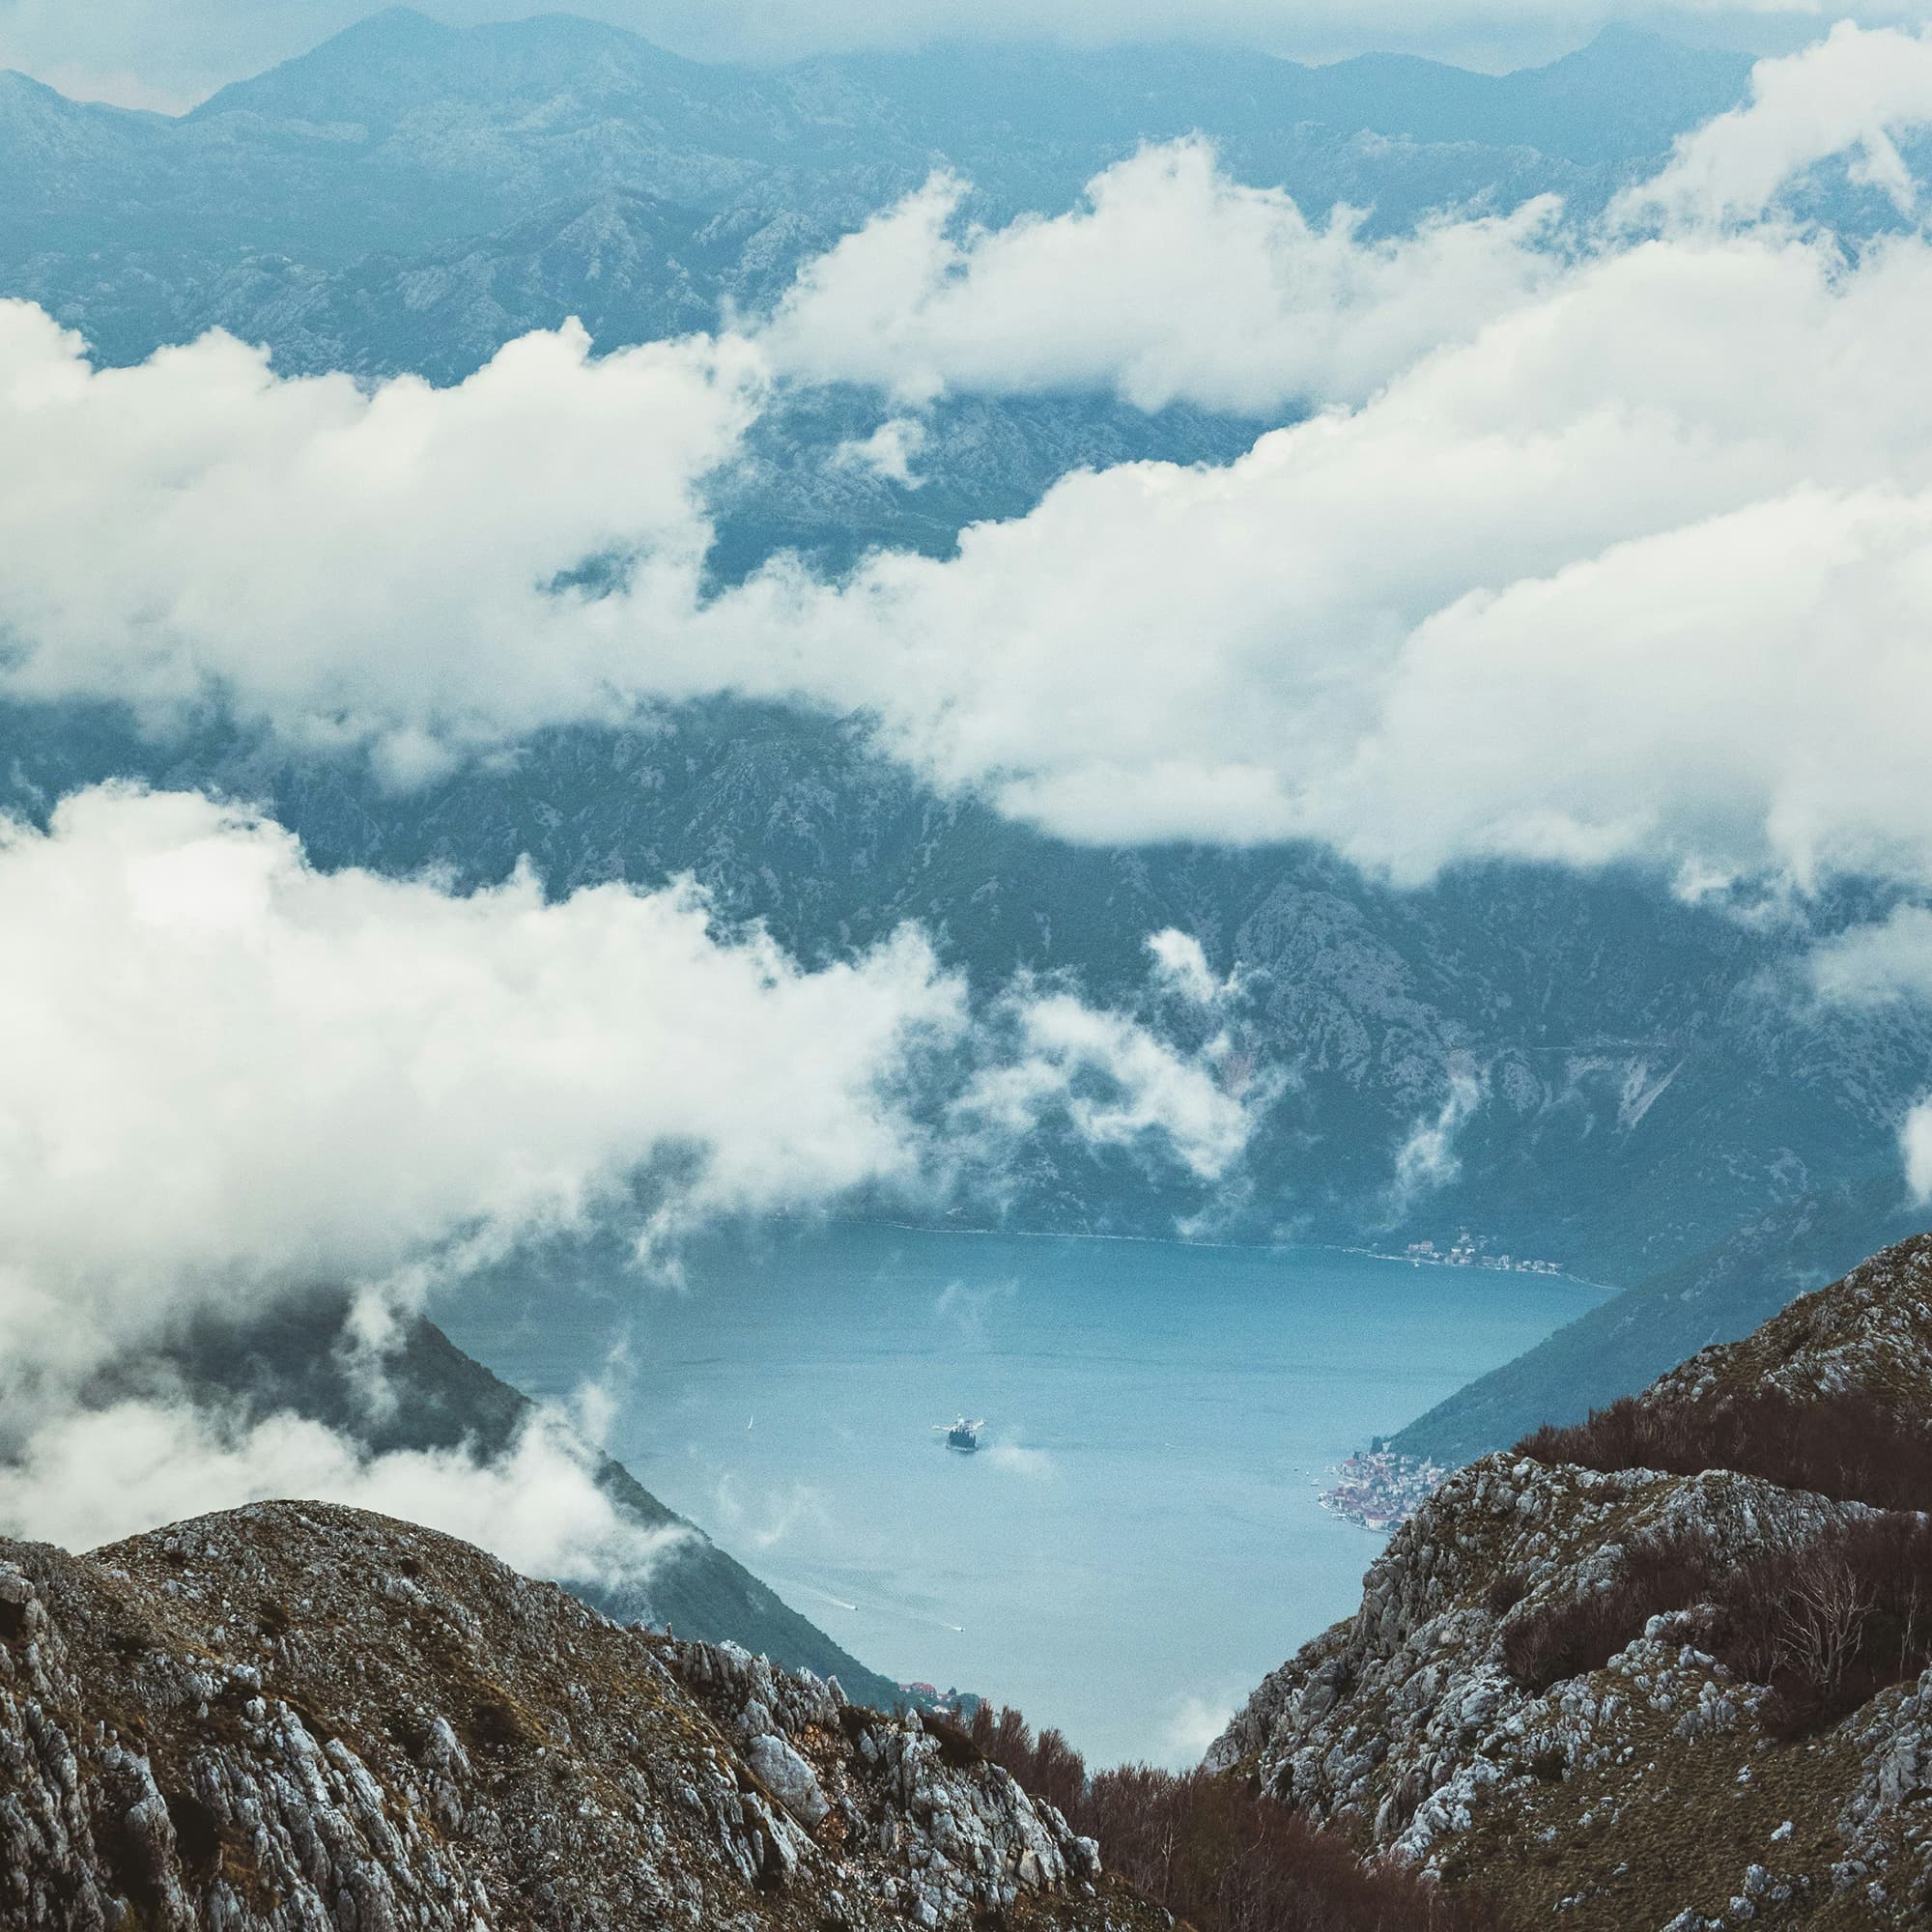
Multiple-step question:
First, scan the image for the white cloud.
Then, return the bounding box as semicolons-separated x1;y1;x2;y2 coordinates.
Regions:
0;785;1252;1390
1391;1065;1486;1207
763;145;1563;414
1156;1692;1237;1766
1619;21;1932;226
1808;904;1932;1006
0;1397;688;1583
833;414;928;485
1147;929;1236;1007
16;38;1932;896
956;988;1254;1180
0;306;764;774
0;784;1256;1551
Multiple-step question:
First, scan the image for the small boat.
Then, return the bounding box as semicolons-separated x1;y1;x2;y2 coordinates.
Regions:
933;1416;984;1452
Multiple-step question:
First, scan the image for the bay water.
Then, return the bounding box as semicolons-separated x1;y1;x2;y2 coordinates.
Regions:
440;1221;1605;1767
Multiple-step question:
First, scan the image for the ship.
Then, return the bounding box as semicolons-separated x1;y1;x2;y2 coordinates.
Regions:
933;1415;984;1452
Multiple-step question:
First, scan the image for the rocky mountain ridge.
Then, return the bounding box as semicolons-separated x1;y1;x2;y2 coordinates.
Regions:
135;1290;910;1711
0;1499;1160;1930
1210;1233;1932;1928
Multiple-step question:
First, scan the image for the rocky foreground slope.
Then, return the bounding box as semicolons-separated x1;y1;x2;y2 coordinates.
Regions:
1212;1232;1932;1929
0;1501;1161;1931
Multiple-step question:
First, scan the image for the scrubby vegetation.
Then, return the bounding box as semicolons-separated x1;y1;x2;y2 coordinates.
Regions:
1516;1385;1932;1514
1499;1513;1932;1735
962;1701;1510;1930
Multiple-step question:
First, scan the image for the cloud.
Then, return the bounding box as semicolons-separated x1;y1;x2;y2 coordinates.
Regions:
1157;1692;1238;1766
762;145;1563;414
956;988;1254;1180
1804;904;1932;1199
1618;21;1932;226
833;414;928;485
0;1396;687;1580
1147;930;1236;1007
0;785;1251;1394
1806;903;1932;1004
1390;1065;1486;1208
0;784;1256;1553
0;306;764;778
16;42;1932;895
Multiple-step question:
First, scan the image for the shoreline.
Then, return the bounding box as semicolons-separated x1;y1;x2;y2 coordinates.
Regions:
832;1212;1618;1295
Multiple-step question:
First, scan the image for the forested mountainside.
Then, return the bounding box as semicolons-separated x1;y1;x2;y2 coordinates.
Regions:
0;1500;1163;1929
105;1291;908;1712
1211;1234;1932;1927
1393;1179;1932;1464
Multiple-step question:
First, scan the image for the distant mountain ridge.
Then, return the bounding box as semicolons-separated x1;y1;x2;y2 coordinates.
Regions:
1392;1176;1932;1464
0;11;1751;373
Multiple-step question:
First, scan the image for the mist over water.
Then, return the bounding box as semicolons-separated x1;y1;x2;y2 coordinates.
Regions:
441;1222;1605;1766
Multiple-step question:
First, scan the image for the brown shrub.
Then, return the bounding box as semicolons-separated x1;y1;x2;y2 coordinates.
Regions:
1713;1514;1932;1736
964;1701;1510;1931
1500;1529;1719;1694
1497;1508;1932;1735
1517;1386;1932;1515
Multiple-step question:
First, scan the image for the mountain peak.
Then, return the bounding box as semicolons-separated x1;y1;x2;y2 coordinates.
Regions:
0;1500;1154;1929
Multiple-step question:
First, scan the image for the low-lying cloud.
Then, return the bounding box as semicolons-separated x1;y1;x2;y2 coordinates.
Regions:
763;143;1562;413
0;785;1252;1555
0;1398;686;1583
12;31;1932;897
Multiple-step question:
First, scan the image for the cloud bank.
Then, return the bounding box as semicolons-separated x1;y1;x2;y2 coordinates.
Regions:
13;31;1932;896
0;784;1247;1555
763;144;1563;414
0;1399;687;1583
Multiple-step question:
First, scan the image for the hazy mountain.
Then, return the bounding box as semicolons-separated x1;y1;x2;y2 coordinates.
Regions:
2;14;1919;1462
1;12;1751;377
1392;1176;1930;1464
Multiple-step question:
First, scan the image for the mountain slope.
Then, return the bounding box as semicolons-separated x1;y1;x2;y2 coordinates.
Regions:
1211;1234;1932;1926
0;1499;1159;1928
125;1291;909;1711
1392;1178;1931;1464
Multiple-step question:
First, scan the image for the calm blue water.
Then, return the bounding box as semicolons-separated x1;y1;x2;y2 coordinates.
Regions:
439;1222;1605;1767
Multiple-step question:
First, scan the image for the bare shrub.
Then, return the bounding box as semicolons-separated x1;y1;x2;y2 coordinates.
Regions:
1500;1530;1719;1694
1517;1387;1932;1515
1710;1515;1932;1736
965;1701;1512;1930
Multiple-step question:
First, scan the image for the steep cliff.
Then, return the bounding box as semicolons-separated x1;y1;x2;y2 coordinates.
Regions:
1212;1234;1932;1928
0;1500;1160;1931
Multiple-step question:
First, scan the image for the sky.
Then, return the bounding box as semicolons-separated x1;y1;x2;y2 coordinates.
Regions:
0;0;1838;111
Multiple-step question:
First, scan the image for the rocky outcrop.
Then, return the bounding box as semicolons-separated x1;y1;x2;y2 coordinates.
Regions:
0;1501;1160;1931
1211;1235;1932;1929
